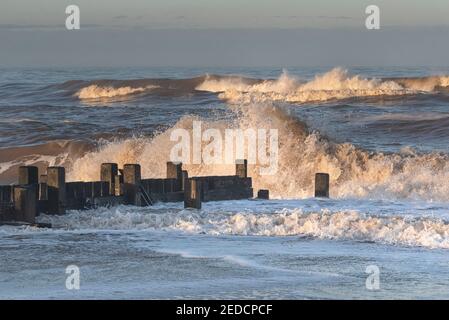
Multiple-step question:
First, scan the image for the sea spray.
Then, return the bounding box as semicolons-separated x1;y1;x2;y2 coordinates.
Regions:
67;103;449;202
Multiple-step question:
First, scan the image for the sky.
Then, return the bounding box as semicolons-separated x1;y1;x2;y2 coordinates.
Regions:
0;0;449;66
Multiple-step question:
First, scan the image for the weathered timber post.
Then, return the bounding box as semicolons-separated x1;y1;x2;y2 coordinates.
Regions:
123;164;141;206
47;167;66;214
167;162;182;179
92;182;102;198
39;175;48;200
257;189;269;199
13;185;37;223
236;159;248;178
100;163;118;196
184;178;202;209
18;166;39;200
0;185;13;203
167;161;183;190
315;173;330;198
114;174;123;196
181;170;188;191
18;166;39;185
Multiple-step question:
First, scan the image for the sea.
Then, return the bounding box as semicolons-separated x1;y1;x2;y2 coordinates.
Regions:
1;66;449;299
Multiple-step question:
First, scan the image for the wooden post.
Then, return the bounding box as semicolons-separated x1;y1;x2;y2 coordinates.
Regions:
167;161;183;190
123;164;141;206
236;159;248;178
38;174;48;201
0;185;13;203
18;166;39;201
92;182;102;198
181;170;188;191
0;186;13;221
184;178;202;209
13;185;37;223
39;182;48;201
315;173;330;198
114;174;123;196
166;162;182;179
18;166;39;185
47;166;66;214
100;163;118;196
257;189;269;199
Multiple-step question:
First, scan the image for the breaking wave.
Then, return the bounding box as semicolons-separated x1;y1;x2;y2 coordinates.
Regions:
0;140;91;184
68;68;449;103
75;84;159;99
66;76;207;100
67;103;449;202
196;68;449;104
38;205;449;249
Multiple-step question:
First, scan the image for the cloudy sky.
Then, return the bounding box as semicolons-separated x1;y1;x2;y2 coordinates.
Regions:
1;0;448;66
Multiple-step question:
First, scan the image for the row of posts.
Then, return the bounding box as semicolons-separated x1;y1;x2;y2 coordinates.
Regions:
13;163;152;221
14;166;65;223
13;164;138;221
10;162;330;222
182;170;330;210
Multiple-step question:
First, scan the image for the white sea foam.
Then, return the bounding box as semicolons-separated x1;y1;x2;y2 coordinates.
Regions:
35;204;449;249
75;84;159;99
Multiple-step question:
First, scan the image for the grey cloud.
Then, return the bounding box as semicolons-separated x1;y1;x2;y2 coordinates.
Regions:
113;15;128;20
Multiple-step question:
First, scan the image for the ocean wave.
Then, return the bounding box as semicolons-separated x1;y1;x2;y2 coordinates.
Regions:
75;84;160;99
66;104;449;202
67;76;208;100
364;114;449;138
196;68;449;104
0;140;92;184
5;71;449;199
4;104;447;200
66;69;449;103
37;205;449;249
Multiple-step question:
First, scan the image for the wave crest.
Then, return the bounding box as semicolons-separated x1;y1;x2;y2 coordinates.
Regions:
67;69;449;102
196;68;449;104
75;84;159;99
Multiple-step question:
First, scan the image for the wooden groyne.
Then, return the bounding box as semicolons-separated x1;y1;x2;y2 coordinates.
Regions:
0;160;330;227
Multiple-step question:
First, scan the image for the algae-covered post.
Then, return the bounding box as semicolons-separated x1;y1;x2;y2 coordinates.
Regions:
18;166;38;186
181;170;188;191
47;166;66;214
101;163;118;196
13;185;37;223
236;159;248;178
123;164;142;206
167;161;183;190
184;178;202;209
39;175;48;201
257;189;269;199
